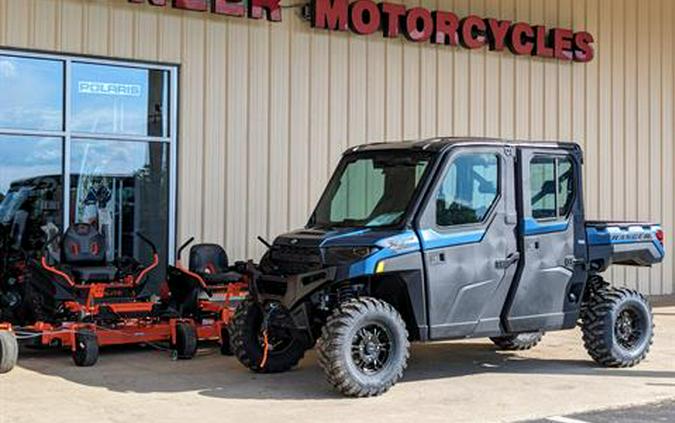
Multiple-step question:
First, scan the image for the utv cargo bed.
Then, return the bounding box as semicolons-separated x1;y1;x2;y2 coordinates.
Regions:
586;221;664;270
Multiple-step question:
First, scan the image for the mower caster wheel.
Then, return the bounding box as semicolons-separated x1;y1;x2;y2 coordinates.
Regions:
220;328;233;356
172;322;197;359
0;330;19;373
73;330;99;367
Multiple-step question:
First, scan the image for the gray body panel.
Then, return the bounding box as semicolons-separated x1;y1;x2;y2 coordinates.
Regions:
503;147;588;332
417;146;519;340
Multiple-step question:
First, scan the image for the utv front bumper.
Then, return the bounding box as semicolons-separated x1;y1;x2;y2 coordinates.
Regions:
248;265;337;310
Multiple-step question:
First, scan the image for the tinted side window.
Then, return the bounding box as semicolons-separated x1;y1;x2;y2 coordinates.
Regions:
436;153;499;226
530;157;556;219
530;155;576;220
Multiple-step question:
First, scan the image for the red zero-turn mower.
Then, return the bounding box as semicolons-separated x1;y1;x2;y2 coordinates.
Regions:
0;223;199;372
165;238;248;356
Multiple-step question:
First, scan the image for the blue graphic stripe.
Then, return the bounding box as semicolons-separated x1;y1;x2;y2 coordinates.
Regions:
523;218;569;235
419;229;486;251
586;225;665;259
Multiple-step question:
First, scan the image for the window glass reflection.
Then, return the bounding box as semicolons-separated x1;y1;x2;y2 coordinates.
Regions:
0;136;63;257
0;55;64;131
70;140;169;291
71;63;169;137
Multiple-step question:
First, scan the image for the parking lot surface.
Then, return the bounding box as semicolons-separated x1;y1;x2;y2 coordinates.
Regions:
1;307;674;423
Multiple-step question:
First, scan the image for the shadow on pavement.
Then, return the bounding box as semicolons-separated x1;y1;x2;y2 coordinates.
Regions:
14;341;675;401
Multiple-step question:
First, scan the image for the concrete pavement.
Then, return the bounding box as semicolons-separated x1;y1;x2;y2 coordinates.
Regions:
1;307;674;423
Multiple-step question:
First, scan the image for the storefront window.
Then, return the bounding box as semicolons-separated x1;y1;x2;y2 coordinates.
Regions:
71;63;169;137
0;136;63;257
70;140;169;280
0;55;64;131
0;50;176;294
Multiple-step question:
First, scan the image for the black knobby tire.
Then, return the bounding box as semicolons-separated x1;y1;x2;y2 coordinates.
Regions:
316;297;410;398
581;287;654;367
0;331;19;373
220;328;233;356
229;298;306;373
490;331;544;351
173;322;197;359
72;330;99;367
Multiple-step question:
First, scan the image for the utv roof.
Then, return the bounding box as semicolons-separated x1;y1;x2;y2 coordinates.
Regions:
347;137;581;154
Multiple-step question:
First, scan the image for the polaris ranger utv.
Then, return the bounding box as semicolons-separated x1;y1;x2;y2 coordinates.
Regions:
229;138;664;397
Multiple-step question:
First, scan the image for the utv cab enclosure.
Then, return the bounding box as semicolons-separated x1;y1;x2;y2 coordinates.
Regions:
230;138;664;397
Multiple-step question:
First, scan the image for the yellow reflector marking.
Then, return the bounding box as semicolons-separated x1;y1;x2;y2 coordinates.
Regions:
375;261;385;273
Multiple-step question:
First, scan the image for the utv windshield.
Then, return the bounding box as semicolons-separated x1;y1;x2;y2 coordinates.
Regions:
311;151;432;228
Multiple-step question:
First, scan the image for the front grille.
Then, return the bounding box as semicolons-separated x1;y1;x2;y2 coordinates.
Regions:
270;244;322;275
257;277;288;296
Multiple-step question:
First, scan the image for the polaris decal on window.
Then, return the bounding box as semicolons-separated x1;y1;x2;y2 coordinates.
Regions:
78;81;142;97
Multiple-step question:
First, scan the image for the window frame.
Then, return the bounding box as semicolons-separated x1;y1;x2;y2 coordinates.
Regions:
529;154;577;222
0;49;179;262
434;151;502;229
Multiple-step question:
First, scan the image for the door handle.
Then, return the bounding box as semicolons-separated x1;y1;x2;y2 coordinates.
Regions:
564;255;587;269
495;252;520;269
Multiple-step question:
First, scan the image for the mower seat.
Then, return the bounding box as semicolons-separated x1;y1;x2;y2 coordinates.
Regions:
61;223;118;284
189;244;242;286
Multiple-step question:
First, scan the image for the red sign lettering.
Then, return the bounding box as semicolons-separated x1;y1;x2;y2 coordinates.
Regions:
128;0;280;22
309;0;594;62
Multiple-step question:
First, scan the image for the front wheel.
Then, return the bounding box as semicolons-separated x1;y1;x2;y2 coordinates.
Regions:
581;287;654;367
229;299;307;373
316;297;410;398
72;330;99;367
172;322;197;359
0;330;19;373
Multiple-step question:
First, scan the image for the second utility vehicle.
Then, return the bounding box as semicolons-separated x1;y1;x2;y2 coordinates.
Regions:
229;138;664;397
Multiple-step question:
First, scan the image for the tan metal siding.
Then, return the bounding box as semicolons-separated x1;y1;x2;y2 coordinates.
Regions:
0;0;673;294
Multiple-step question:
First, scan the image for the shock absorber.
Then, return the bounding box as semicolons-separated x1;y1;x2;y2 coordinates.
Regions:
336;281;356;304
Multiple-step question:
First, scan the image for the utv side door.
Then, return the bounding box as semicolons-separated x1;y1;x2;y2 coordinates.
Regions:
417;146;519;340
504;147;588;332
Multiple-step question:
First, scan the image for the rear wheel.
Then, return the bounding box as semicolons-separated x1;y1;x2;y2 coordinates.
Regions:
172;322;197;359
581;287;653;367
0;330;19;373
229;299;306;373
490;331;544;351
316;297;410;397
72;330;99;367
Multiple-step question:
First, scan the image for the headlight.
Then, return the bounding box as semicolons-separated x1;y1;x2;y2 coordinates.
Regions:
323;246;379;265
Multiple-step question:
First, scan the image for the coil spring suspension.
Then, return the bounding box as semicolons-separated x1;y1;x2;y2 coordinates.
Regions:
337;281;357;304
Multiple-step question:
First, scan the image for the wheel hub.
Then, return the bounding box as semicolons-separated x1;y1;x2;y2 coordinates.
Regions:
614;308;643;350
351;324;391;375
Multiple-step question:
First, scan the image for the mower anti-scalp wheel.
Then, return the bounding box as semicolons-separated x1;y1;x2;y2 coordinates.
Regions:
72;330;99;367
490;331;544;351
581;287;654;367
229;298;306;373
0;330;19;373
316;297;410;398
172;322;197;359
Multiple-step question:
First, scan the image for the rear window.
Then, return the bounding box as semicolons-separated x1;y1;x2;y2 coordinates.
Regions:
530;156;575;220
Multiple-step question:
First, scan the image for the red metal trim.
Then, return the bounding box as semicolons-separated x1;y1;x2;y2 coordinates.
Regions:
107;302;155;314
134;253;160;286
41;256;76;286
176;261;209;291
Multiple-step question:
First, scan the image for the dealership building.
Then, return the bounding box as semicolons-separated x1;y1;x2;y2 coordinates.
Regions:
0;0;672;295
